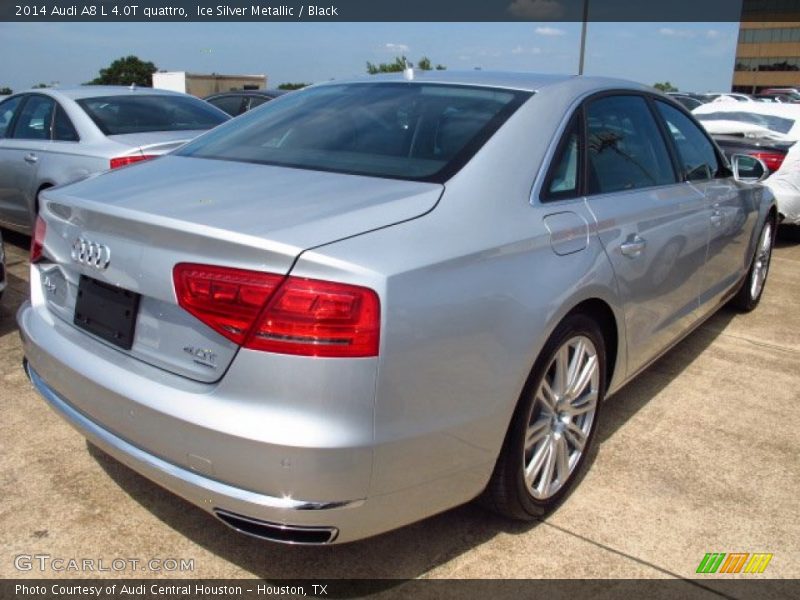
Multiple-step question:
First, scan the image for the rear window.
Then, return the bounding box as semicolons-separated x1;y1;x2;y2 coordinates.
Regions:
77;94;228;135
696;111;795;134
176;83;531;182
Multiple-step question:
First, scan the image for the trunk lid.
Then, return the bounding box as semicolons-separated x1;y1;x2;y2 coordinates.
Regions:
38;156;442;382
108;130;209;156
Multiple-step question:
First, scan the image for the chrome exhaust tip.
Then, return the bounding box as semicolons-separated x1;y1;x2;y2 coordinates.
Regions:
213;509;338;545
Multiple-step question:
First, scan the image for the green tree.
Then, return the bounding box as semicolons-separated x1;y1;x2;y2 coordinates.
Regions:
277;82;310;90
653;81;678;92
416;57;447;71
367;56;447;74
89;56;157;87
366;56;407;74
0;86;12;95
32;83;50;89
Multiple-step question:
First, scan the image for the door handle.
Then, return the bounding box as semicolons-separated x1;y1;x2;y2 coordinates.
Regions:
620;235;647;258
23;153;38;164
710;210;723;227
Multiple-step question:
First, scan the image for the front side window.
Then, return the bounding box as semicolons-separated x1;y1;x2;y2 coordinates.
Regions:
656;101;720;181
77;94;228;135
177;83;531;182
585;95;676;195
0;96;24;138
11;95;55;140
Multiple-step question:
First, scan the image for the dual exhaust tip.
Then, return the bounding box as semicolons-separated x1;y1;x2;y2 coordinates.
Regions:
214;509;338;545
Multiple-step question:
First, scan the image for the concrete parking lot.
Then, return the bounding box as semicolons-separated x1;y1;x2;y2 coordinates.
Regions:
1;229;798;583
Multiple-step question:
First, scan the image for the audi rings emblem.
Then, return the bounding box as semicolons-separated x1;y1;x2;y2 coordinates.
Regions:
71;237;111;270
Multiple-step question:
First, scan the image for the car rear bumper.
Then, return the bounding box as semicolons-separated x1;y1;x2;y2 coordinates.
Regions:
18;297;486;543
23;361;365;544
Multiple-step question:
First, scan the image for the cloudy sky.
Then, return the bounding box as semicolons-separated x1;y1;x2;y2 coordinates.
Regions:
0;21;739;92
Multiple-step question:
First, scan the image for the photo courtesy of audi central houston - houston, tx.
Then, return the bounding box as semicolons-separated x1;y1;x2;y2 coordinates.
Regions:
17;71;776;545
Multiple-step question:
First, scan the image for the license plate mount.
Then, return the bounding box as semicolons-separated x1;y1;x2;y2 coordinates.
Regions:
74;275;140;350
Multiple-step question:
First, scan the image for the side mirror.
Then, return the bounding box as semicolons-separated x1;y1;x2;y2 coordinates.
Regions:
731;154;768;183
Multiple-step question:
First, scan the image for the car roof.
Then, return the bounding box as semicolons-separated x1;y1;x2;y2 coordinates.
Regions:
13;86;189;100
312;71;651;94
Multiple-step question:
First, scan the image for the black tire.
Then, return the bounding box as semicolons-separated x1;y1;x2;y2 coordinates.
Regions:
730;217;775;312
483;313;606;520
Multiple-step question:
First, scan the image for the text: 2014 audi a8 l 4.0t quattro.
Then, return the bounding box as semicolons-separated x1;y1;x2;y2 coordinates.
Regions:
18;72;776;544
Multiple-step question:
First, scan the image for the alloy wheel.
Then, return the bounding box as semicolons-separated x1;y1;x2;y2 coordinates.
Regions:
523;335;599;500
750;221;773;301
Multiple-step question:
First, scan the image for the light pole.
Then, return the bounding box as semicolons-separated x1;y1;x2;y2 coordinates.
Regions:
578;0;589;75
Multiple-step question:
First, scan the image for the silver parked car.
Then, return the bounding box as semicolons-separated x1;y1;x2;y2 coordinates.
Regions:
18;72;776;544
0;86;229;234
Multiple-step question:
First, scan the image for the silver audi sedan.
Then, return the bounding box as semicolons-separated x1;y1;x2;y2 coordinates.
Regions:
18;72;776;544
0;86;229;234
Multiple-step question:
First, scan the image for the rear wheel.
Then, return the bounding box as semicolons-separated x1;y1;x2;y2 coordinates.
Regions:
730;218;774;312
484;313;606;519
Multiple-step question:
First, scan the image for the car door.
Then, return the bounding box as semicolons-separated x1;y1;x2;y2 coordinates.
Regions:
653;100;757;308
0;93;56;230
582;94;710;377
0;94;29;229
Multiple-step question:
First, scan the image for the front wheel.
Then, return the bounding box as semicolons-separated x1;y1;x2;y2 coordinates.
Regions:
484;313;606;519
730;218;774;312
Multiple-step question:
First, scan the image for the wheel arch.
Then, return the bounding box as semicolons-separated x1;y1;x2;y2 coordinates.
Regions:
564;297;620;394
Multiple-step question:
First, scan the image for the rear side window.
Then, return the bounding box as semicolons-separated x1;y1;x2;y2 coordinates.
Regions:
12;95;55;140
656;101;720;181
208;95;245;117
178;83;531;182
585;95;676;195
0;96;24;138
53;104;79;142
247;96;269;110
543;114;581;200
77;94;228;135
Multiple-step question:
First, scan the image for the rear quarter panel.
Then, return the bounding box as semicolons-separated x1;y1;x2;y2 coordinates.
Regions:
290;86;626;501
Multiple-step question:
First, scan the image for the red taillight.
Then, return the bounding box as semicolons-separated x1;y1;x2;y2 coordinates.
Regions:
174;264;283;345
110;154;156;169
247;276;381;357
30;216;46;263
173;264;380;358
749;151;785;173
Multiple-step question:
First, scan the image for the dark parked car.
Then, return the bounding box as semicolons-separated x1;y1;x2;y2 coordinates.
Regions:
670;95;704;111
204;90;287;117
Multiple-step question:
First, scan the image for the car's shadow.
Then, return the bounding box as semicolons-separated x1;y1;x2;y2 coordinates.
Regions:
87;305;736;583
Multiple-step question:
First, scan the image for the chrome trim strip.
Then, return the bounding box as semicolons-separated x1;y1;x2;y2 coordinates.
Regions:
25;363;365;512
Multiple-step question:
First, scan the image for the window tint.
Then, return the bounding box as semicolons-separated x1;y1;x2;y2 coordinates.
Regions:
77;94;228;135
12;95;55;140
53;104;79;142
209;95;245;117
656;101;720;181
0;96;24;138
585;95;676;194
178;83;531;182
247;96;269;110
544;114;580;199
